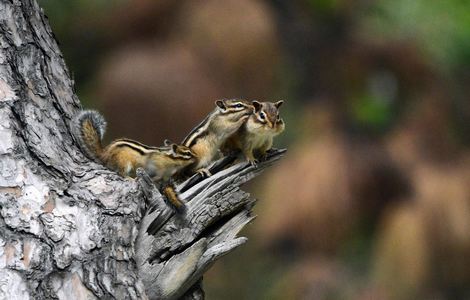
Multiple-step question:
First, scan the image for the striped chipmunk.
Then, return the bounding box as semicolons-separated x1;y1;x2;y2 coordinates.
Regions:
222;100;285;167
180;99;254;177
71;110;196;211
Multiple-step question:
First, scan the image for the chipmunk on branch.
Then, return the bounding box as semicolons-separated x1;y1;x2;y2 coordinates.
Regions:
71;110;195;211
180;99;254;176
222;100;285;167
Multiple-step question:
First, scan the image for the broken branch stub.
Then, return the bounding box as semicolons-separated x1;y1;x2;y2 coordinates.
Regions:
135;149;286;300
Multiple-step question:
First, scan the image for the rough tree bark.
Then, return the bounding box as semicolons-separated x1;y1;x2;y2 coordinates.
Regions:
0;1;285;299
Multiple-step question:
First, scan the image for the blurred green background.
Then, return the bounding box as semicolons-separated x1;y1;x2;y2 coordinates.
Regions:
39;0;470;299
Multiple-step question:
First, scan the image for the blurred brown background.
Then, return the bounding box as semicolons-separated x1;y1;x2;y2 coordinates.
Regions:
40;0;470;299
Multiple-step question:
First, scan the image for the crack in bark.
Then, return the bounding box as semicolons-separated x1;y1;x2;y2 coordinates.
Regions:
9;103;66;180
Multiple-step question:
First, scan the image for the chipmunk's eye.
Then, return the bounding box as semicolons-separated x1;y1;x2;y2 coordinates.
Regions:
259;112;266;120
234;103;243;108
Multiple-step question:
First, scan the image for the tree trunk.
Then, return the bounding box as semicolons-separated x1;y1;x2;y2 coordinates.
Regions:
0;1;284;299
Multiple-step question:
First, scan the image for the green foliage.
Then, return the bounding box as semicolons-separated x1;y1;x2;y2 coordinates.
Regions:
350;94;392;131
361;0;470;72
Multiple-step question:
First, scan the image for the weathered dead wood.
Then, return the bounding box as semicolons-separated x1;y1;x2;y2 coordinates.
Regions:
136;150;285;300
0;0;285;299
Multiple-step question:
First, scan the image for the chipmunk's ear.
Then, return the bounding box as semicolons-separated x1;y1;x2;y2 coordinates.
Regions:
163;139;172;146
215;100;226;110
274;100;284;109
252;100;262;113
171;143;178;153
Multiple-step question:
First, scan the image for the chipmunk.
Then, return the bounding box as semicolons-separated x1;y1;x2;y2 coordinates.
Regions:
181;99;254;176
222;100;285;167
71;110;195;211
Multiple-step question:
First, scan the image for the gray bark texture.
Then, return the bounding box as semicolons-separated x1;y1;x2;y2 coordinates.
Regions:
0;0;285;299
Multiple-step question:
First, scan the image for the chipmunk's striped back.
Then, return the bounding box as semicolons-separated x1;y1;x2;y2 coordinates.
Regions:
181;99;254;172
71;110;196;213
182;114;213;148
109;139;158;155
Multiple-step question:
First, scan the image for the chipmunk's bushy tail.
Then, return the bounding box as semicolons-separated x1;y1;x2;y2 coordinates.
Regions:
71;110;107;162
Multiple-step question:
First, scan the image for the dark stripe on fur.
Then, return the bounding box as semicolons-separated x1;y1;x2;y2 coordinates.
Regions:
182;113;212;146
115;143;146;155
116;138;160;150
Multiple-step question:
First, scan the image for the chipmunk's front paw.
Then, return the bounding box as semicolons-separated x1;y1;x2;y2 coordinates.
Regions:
248;159;259;168
196;168;212;178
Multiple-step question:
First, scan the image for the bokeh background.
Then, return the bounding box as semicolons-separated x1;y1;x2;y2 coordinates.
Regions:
39;0;470;299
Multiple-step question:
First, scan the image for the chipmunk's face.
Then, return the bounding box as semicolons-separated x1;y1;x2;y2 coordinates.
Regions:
147;143;196;181
161;143;196;164
214;99;253;133
246;100;285;134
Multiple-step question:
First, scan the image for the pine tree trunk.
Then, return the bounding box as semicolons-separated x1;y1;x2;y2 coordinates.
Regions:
0;1;284;299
